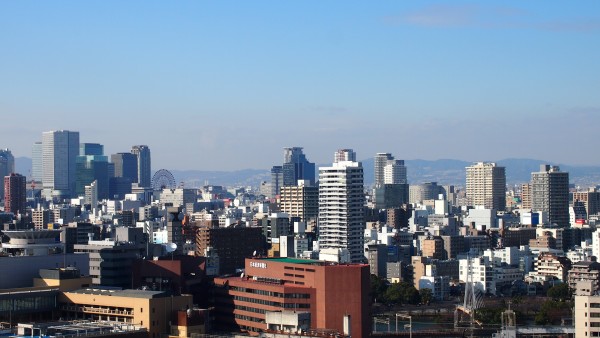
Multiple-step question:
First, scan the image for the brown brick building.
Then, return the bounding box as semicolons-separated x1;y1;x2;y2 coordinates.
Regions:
213;258;371;338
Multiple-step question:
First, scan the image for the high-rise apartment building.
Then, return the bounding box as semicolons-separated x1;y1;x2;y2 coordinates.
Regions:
318;160;365;263
465;162;506;210
4;173;26;214
131;145;151;187
334;149;356;163
384;159;407;184
279;180;318;225
282;147;315;186
573;188;600;218
374;153;393;187
532;165;570;227
575;292;600;338
521;183;532;209
31;142;43;182
42;130;80;199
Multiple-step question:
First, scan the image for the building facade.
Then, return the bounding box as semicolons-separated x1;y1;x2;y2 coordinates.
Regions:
213;258;370;338
111;153;138;183
318;160;365;263
531;165;569;227
131;145;151;187
282;147;315;186
279;181;318;225
4;173;26;214
42;130;80;199
465;162;506;210
374;153;393;187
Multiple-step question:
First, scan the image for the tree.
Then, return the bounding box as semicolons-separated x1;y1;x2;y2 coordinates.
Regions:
385;282;404;304
403;286;421;305
384;282;421;305
371;274;388;303
420;288;433;305
534;300;571;325
547;283;572;301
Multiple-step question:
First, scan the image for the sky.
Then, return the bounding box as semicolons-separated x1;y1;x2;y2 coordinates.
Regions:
1;1;600;171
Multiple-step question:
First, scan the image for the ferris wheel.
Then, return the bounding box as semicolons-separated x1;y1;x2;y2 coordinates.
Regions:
151;169;176;190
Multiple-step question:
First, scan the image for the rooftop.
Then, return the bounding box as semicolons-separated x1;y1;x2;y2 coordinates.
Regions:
260;258;322;265
68;288;169;299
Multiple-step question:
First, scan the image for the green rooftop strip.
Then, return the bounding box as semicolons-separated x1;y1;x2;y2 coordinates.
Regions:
260;257;322;265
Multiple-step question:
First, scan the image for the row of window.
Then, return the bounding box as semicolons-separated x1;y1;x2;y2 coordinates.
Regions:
230;287;310;299
233;296;310;309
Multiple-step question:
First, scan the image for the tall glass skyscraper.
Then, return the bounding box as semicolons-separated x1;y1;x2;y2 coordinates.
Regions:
282;147;315;186
42;130;80;199
131;145;151;187
32;142;43;182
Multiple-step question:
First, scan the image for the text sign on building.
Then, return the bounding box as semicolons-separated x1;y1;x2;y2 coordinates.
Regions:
250;261;267;269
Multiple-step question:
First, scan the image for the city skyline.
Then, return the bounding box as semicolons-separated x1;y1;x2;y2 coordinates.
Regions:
2;1;600;170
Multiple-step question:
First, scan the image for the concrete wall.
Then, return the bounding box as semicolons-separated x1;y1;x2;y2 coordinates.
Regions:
0;253;89;289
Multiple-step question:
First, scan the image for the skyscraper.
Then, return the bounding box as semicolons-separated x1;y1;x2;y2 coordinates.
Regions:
0;149;15;175
42;130;80;199
318;159;365;263
384;159;407;184
76;143;108;199
0;149;15;200
465;162;506;210
334;149;356;163
4;173;26;214
80;143;104;156
131;145;151;187
532;164;570;227
282;147;315;186
374;153;393;187
31;142;43;182
111;153;138;182
76;155;109;200
269;165;283;198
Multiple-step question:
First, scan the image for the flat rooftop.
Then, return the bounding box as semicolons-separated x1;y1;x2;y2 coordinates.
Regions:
67;288;168;299
260;258;322;265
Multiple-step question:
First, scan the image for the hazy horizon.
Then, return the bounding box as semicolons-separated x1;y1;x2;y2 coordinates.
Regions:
2;1;599;170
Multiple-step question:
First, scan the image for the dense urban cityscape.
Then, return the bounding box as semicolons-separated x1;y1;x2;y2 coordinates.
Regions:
3;1;599;338
1;131;599;338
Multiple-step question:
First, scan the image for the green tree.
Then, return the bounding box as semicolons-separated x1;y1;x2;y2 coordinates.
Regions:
419;288;433;305
370;274;388;303
403;286;421;305
385;282;404;304
475;307;503;325
534;300;571;325
547;283;572;301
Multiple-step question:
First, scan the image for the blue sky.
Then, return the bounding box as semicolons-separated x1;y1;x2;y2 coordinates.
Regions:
1;1;599;170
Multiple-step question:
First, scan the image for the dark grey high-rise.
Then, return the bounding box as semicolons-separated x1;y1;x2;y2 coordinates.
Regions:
131;145;151;187
270;166;283;198
111;153;138;183
532;164;569;227
282;147;315;186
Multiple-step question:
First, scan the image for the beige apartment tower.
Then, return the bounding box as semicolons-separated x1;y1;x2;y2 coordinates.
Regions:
466;162;506;210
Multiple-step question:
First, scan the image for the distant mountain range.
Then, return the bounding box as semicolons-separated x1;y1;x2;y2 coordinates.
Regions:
16;157;600;188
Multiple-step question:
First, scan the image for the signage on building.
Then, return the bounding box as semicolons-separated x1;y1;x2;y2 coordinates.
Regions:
250;261;267;269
